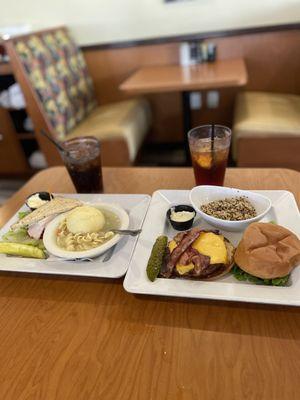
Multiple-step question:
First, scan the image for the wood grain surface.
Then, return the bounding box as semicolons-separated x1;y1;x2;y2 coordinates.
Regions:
0;167;300;400
120;59;247;94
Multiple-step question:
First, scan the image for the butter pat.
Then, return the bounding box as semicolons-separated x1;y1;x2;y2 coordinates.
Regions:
170;209;195;222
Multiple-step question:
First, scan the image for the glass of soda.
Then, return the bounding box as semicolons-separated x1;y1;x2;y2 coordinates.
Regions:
60;136;104;193
188;125;231;186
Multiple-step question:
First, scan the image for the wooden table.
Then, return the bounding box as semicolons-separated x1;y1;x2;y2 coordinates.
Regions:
120;59;248;161
120;59;247;94
0;167;300;400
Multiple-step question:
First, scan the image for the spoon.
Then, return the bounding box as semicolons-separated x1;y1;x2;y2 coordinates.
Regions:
111;228;142;236
40;129;70;155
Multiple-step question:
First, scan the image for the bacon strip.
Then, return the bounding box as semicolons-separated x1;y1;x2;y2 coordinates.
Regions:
161;228;202;278
190;253;211;276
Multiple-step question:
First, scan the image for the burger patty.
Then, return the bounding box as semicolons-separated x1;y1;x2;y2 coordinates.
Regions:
161;229;232;280
197;263;227;279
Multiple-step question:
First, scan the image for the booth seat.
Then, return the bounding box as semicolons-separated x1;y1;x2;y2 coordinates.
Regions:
66;98;151;163
233;91;300;170
5;27;151;166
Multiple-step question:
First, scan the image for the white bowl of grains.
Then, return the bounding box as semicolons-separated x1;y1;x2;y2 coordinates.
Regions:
189;186;272;232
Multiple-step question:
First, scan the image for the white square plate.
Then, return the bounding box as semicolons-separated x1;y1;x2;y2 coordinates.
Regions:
124;190;300;305
0;194;150;278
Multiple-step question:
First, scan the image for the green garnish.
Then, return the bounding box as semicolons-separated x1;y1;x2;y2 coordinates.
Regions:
2;227;45;250
18;211;31;220
231;264;289;286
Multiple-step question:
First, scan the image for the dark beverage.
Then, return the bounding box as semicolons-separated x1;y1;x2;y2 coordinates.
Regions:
188;125;231;186
66;158;103;193
191;148;229;186
62;137;103;193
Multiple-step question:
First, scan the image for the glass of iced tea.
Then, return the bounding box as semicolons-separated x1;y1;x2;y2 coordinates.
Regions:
60;136;104;193
188;125;231;186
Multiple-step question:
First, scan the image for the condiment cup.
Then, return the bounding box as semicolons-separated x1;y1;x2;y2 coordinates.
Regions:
189;186;272;232
167;204;196;231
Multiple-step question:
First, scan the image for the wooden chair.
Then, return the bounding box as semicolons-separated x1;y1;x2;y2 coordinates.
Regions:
5;27;151;166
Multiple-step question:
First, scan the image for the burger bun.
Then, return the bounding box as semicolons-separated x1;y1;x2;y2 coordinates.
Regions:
234;223;300;279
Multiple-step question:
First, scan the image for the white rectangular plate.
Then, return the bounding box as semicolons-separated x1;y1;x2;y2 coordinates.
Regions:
124;190;300;306
0;194;151;278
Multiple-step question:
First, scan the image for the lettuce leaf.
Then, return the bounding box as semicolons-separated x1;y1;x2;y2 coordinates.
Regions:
2;227;45;250
18;211;31;220
231;264;289;286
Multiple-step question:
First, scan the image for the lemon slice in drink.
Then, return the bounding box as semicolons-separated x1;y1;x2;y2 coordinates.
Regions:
196;153;213;169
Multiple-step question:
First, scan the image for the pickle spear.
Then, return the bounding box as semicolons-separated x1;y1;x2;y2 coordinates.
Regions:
0;242;46;259
146;235;168;282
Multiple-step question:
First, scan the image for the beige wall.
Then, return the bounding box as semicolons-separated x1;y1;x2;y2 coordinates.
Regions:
0;0;299;45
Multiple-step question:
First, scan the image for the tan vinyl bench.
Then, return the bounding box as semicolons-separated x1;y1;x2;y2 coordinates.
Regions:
65;98;151;165
233;92;300;170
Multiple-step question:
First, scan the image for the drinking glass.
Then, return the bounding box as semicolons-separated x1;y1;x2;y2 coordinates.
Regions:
188;125;231;186
60;136;104;193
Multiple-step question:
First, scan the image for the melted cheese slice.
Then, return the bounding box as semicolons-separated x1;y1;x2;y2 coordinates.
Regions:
168;240;177;253
192;232;227;264
176;263;194;275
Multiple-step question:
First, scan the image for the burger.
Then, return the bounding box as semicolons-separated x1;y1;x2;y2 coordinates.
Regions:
160;227;235;280
233;222;300;286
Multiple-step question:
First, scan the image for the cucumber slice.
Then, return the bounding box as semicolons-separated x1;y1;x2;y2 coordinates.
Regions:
0;242;46;259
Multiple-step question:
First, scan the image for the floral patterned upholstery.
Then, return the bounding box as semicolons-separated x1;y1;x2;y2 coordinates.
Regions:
15;29;96;139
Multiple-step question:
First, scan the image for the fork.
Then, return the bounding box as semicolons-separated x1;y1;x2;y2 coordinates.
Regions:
111;229;142;236
102;245;116;262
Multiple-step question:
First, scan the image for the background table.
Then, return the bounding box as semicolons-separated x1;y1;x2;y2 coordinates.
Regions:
0;167;300;400
120;59;248;161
